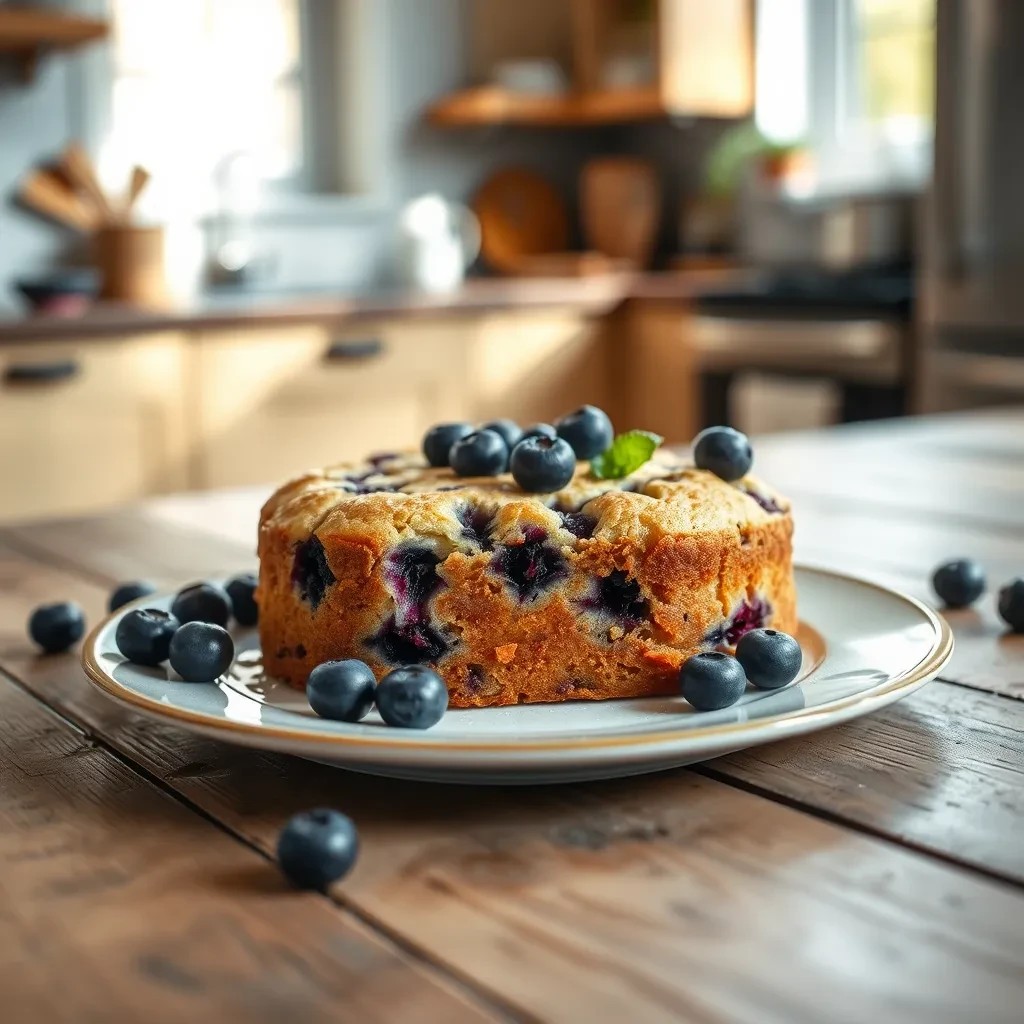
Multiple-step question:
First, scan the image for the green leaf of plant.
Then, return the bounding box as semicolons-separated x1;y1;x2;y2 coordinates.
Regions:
590;430;663;480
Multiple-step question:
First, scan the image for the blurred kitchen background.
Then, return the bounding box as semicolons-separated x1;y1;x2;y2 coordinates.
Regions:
0;0;1019;523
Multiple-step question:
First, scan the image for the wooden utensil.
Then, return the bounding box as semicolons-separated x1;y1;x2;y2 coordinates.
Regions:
122;164;151;221
580;157;661;267
471;167;569;274
17;168;100;231
58;141;116;223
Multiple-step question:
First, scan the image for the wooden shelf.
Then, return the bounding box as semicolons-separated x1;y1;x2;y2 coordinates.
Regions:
0;7;109;82
426;85;667;127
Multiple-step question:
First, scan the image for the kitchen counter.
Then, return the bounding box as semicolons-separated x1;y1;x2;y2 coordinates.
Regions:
0;269;746;344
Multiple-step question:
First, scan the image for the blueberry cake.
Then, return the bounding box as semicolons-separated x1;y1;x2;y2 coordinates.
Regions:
257;448;797;708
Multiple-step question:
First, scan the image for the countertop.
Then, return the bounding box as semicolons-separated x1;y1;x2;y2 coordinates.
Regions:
0;269;746;344
1;409;1022;1021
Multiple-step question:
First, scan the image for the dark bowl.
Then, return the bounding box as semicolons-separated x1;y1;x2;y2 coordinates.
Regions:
14;270;100;316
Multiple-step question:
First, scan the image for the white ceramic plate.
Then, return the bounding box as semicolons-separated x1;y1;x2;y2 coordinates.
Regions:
82;566;952;784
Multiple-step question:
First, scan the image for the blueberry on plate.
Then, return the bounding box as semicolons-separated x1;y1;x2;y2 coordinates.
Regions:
375;665;448;728
168;621;235;682
693;426;753;481
307;659;376;722
28;601;86;654
520;422;557;442
423;422;473;467
277;808;359;892
225;573;259;626
680;652;747;711
510;435;576;493
997;578;1024;633
555;405;614;459
931;559;986;609
108;580;157;613
480;418;523;451
116;608;180;666
449;429;509;477
735;628;802;690
170;582;231;627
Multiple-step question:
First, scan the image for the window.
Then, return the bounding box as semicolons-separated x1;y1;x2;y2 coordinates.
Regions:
105;0;303;215
756;0;934;190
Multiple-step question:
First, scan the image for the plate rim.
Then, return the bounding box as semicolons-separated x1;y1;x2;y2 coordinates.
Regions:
81;564;953;754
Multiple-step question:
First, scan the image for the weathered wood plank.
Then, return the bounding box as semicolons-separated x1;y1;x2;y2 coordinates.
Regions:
1;540;1023;1022
0;670;496;1024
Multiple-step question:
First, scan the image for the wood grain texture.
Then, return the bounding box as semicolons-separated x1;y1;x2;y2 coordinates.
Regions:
1;541;1023;1021
0;671;494;1024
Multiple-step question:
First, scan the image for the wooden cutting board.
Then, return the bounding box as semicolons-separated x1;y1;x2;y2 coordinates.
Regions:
580;156;661;267
472;167;570;273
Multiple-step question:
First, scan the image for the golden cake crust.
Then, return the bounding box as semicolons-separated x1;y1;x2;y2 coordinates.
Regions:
257;451;796;708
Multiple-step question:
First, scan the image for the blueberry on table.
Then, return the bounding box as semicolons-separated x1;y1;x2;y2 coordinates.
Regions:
170;582;231;627
375;665;448;728
481;418;523;451
997;578;1024;633
225;573;259;626
693;426;753;481
735;628;802;690
449;429;509;477
28;601;85;654
307;659;376;722
423;422;473;467
168;621;234;682
510;435;576;493
931;559;986;609
555;405;614;459
520;422;557;442
680;652;747;711
277;809;359;892
108;580;157;613
116;608;180;666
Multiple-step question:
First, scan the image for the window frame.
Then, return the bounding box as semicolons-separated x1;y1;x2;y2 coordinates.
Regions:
69;0;394;224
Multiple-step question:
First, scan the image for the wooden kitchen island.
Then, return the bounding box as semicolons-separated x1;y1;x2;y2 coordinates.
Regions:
0;409;1021;1023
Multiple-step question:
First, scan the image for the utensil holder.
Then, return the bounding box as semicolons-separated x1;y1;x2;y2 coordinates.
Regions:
95;225;169;307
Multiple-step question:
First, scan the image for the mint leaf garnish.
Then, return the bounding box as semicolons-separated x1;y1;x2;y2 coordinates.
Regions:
590;430;663;480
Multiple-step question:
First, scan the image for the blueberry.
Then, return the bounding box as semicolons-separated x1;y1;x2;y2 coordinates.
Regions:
108;580;157;613
735;628;802;690
520;422;557;442
277;808;359;892
115;608;180;666
680;652;747;711
492;529;568;602
292;535;336;610
307;659;376;722
555;405;614;459
449;429;509;477
423;422;473;467
693;426;753;481
480;418;523;451
997;578;1024;633
510;435;576;493
225;573;259;626
168;621;235;682
28;602;85;654
931;559;986;609
170;582;231;627
375;665;448;728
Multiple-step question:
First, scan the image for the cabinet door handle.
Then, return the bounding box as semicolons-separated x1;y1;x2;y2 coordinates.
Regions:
3;359;81;385
324;338;384;362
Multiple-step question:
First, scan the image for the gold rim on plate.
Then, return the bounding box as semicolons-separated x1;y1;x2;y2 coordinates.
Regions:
81;566;954;754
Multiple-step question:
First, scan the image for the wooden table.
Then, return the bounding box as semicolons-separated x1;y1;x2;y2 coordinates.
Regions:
1;409;1023;1023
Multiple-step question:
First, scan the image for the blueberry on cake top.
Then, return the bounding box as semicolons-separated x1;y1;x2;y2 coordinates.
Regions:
257;419;796;709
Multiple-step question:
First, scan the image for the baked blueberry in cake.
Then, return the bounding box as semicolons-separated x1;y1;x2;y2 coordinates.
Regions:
257;414;797;708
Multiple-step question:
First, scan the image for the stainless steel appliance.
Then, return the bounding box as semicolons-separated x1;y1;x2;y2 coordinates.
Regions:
921;0;1024;409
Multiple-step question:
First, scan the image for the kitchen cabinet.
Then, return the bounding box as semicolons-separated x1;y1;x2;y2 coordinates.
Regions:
0;334;189;522
192;321;471;488
193;309;614;489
